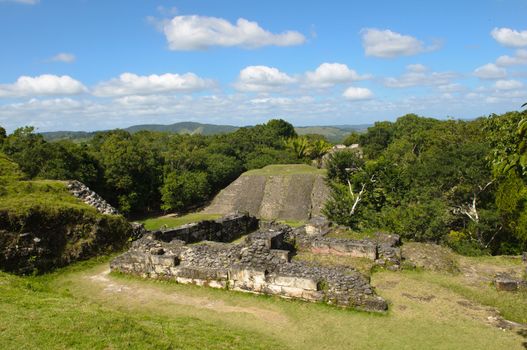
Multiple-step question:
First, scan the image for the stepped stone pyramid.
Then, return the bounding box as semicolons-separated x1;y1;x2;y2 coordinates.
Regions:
203;165;329;221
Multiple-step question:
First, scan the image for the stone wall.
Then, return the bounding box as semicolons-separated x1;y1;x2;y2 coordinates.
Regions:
292;219;402;269
154;213;258;243
111;215;388;312
67;180;118;215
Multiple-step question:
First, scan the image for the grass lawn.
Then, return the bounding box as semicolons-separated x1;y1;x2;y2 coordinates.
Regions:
1;254;525;349
140;212;222;230
242;164;326;176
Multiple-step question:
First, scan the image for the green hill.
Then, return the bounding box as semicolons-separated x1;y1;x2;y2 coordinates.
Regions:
40;122;370;143
295;125;369;143
40;122;239;141
0;153;132;274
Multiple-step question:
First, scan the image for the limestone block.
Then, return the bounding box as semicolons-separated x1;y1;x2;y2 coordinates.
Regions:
302;290;324;302
264;283;282;294
230;268;266;284
176;277;193;285
280;286;306;298
495;277;520;291
207;280;226;289
273;275;318;291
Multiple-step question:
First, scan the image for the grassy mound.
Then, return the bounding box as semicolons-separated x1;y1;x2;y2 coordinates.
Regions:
0;153;132;274
242;164;326;176
140;213;222;231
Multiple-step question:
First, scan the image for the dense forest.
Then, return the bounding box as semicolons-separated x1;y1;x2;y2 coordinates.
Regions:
1;108;526;256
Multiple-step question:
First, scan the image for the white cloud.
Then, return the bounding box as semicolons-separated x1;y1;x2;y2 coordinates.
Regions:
234;66;296;92
0;0;39;4
437;83;465;93
0;75;87;98
473;63;507;79
496;49;527;66
162;15;305;50
93;72;215;97
361;28;440;58
494;79;524;90
342;86;373;100
50;53;76;63
384;64;458;88
491;27;527;48
305;63;371;88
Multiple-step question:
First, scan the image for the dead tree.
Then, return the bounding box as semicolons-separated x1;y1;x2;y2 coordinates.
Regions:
346;174;375;216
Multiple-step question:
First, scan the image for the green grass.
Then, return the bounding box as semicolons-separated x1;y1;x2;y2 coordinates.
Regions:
0;154;96;215
0;259;283;350
325;228;376;240
406;270;527;324
242;164;326;176
140;212;222;230
277;219;306;228
0;180;95;215
1;255;525;350
293;251;375;276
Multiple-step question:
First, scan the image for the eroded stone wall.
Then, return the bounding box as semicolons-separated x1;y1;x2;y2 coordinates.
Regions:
110;214;388;312
67;181;119;215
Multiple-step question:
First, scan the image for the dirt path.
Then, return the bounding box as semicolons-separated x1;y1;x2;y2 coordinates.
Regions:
85;269;290;325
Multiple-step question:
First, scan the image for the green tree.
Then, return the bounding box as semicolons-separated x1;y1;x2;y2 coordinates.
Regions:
265;119;297;139
161;171;210;212
2;127;48;178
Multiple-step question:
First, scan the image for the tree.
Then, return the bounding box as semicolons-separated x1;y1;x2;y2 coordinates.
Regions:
306;139;332;167
2;126;48;178
265;119;297;139
0;126;6;145
343;132;360;146
161;171;210;212
284;136;310;159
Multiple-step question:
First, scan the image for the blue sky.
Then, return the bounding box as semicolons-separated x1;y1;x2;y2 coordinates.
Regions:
1;0;526;132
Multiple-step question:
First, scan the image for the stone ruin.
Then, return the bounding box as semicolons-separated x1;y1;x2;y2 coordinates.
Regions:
111;213;402;312
67;180;119;215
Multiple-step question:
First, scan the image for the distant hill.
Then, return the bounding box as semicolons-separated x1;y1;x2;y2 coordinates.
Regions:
295;124;371;143
40;122;239;142
40;121;371;143
124;121;238;135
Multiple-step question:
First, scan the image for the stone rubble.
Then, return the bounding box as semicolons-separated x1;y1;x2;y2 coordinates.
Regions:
111;213;391;312
67;180;119;215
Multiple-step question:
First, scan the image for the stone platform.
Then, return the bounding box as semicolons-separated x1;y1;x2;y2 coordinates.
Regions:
110;213;389;312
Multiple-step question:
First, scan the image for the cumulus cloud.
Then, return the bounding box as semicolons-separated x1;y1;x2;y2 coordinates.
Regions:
361;28;440;58
0;75;87;98
93;72;215;97
342;86;373;100
473;63;507;79
496;49;527;66
50;53;76;63
494;79;524;90
304;63;371;88
491;27;527;48
162;15;305;50
234;66;296;92
384;64;458;88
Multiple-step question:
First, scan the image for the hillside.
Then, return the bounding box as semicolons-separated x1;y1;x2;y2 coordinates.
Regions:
40;121;239;141
295;124;370;143
40;122;369;143
0;153;132;274
203;164;329;221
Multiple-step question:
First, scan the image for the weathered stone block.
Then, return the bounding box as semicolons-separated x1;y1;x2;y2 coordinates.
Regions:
280;286;306;298
273;275;318;291
495;277;520;291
